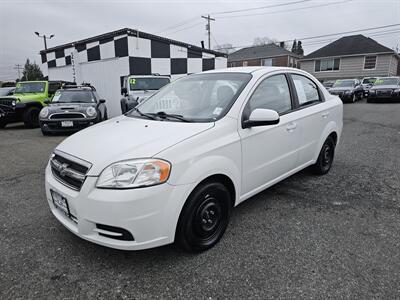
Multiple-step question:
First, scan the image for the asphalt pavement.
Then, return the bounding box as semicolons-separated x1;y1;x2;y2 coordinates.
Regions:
1;100;400;299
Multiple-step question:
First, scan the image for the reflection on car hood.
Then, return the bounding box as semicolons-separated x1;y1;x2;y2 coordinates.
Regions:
128;90;157;101
329;87;353;92
55;116;214;175
370;85;399;90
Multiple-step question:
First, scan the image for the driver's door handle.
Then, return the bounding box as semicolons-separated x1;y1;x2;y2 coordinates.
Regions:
286;122;297;132
322;112;330;118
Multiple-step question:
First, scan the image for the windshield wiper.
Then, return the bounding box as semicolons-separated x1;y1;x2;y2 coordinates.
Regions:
134;108;158;120
151;111;191;122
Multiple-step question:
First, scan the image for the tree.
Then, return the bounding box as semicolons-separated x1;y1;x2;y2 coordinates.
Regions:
297;41;304;56
253;36;278;46
291;40;297;54
21;59;44;81
214;43;235;54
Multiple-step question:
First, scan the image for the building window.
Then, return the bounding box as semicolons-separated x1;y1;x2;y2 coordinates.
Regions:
314;58;340;72
243;61;248;66
364;55;377;70
262;58;273;66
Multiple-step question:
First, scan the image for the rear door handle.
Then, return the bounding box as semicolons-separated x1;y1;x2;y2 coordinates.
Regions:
322;112;330;118
286;123;297;132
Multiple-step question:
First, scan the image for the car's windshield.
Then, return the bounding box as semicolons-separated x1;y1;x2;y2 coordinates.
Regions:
332;80;355;88
128;73;252;122
52;90;95;103
15;82;45;93
374;78;400;86
0;88;13;96
362;78;376;84
129;78;170;91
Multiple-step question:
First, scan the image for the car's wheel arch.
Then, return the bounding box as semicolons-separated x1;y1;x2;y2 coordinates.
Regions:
313;121;339;162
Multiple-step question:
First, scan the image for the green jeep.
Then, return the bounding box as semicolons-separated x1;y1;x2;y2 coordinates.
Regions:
0;80;74;128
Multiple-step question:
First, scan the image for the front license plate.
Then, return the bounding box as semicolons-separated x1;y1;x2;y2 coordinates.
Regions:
61;121;74;127
51;190;69;215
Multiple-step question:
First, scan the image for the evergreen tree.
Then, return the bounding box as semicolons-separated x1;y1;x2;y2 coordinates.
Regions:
291;40;297;54
297;41;304;56
21;59;44;81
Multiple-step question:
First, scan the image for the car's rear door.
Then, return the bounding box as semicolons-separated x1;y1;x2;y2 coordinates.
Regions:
288;73;330;165
238;73;300;197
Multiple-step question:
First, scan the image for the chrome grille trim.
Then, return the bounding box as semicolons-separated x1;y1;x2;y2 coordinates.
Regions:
49;112;86;119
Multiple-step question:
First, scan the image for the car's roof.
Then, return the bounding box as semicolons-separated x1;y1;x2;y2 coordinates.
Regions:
201;66;314;77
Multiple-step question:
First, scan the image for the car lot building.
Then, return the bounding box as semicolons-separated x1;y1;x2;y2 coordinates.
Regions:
227;43;301;68
300;34;400;82
40;28;227;117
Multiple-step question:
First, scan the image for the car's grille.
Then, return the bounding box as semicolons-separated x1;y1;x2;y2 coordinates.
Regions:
0;98;14;107
50;152;91;190
50;113;86;119
376;89;392;97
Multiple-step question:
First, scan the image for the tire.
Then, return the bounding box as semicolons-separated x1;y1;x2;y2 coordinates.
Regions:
23;107;40;128
41;130;51;136
0;120;7;129
311;136;335;175
351;94;356;103
104;110;108;120
176;182;232;252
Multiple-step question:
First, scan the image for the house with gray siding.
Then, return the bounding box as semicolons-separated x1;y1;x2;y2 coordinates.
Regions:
300;35;399;82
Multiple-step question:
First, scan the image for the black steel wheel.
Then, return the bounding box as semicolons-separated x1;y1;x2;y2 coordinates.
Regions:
311;136;335;175
176;182;232;252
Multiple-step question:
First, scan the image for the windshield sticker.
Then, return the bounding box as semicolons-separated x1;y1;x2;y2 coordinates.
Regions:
129;78;136;85
213;107;223;115
16;83;21;88
335;80;341;84
375;79;383;84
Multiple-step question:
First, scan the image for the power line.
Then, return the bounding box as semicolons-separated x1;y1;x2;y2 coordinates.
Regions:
218;0;353;19
166;22;203;35
13;64;23;80
157;17;199;34
209;0;312;15
215;24;400;50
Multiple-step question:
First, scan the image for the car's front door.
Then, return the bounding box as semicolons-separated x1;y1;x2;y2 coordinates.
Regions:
238;73;300;197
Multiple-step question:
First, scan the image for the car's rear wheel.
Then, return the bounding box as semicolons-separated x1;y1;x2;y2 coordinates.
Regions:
176;182;232;252
351;94;356;103
311;136;335;175
23;107;40;128
41;129;51;136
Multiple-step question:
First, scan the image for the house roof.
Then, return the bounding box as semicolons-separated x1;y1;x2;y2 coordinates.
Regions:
40;28;226;57
302;34;395;60
228;43;298;62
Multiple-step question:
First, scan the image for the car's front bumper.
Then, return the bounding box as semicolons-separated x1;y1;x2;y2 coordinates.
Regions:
40;118;97;132
367;91;400;102
45;163;194;250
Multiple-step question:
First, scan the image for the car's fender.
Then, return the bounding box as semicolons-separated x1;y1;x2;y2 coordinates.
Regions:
313;119;342;162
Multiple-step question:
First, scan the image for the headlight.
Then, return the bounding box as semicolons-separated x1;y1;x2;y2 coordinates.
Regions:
369;90;376;94
394;89;400;93
86;106;97;117
11;100;16;106
96;159;171;189
345;90;352;94
40;107;50;118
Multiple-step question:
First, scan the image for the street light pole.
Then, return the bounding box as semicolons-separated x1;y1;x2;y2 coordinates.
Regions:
34;32;54;50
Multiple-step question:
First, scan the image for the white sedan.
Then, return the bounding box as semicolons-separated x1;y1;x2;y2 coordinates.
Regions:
45;67;343;252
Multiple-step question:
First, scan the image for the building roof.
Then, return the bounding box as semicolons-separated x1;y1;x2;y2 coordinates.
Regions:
303;34;395;60
228;43;298;62
40;28;226;57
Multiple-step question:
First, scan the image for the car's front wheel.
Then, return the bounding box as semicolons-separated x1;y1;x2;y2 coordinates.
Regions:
0;120;7;129
23;107;40;128
311;136;335;175
176;182;232;252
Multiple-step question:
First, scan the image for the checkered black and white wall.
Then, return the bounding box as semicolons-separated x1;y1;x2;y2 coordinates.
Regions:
41;34;227;77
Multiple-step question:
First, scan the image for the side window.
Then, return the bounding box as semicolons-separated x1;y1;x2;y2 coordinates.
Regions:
245;74;292;117
48;83;60;95
291;74;321;106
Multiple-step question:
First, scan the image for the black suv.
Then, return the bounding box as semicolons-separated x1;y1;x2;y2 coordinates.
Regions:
328;79;364;103
39;84;108;135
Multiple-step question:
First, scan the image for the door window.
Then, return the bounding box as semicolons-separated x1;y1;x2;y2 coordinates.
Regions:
291;74;321;106
244;74;292;118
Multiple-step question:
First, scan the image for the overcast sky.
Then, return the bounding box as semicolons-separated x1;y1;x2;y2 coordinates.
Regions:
0;0;399;81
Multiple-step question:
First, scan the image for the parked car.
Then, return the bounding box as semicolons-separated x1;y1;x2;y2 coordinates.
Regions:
39;84;108;135
322;80;335;90
0;87;15;96
120;75;170;114
0;80;74;128
361;77;377;98
367;77;400;103
45;67;343;252
328;79;363;103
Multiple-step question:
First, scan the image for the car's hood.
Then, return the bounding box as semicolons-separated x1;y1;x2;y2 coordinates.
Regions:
48;102;94;111
55;116;214;175
12;93;46;102
370;85;398;90
329;87;354;92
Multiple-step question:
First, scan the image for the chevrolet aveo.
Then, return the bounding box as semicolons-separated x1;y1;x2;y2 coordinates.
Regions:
45;67;343;252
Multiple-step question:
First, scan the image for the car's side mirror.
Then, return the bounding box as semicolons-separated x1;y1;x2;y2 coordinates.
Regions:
243;108;280;129
121;87;128;96
43;99;50;105
99;99;106;104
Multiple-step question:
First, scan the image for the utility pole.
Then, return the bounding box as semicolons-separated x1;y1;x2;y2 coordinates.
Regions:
34;32;54;50
13;64;23;80
201;15;215;50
